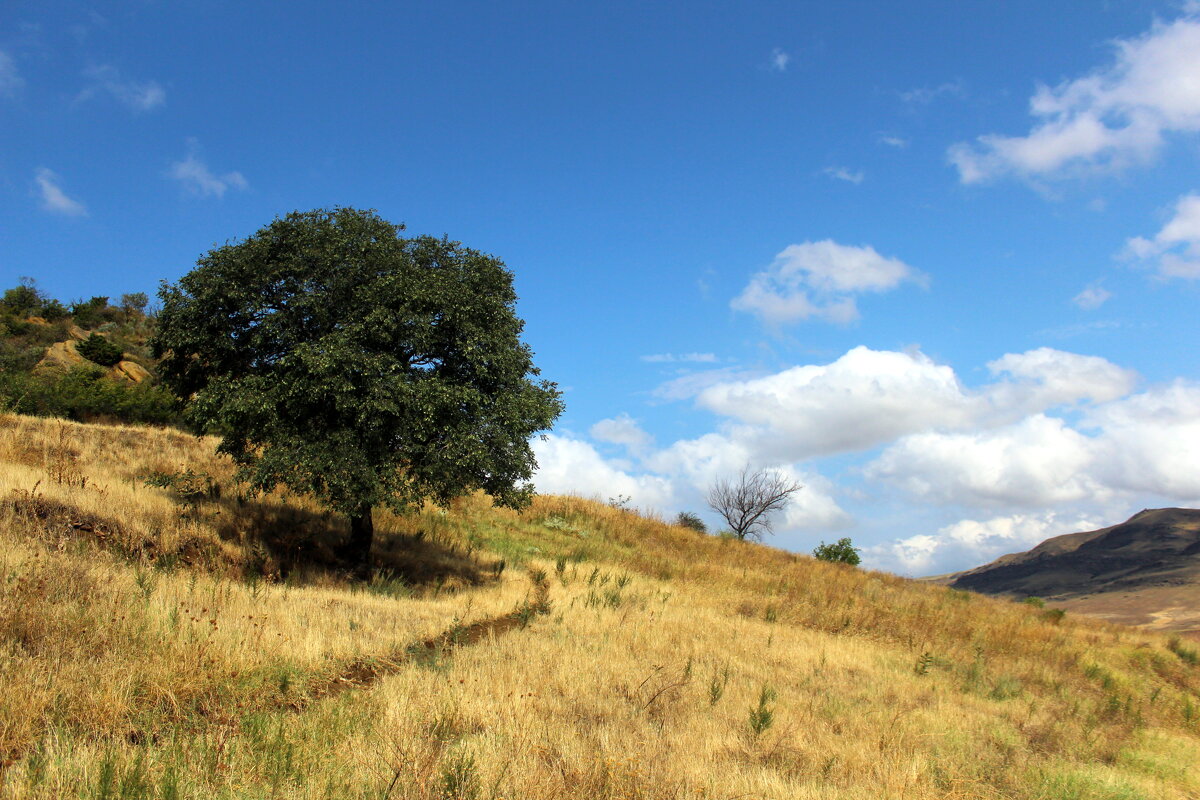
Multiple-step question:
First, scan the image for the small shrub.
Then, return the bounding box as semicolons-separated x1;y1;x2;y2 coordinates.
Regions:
1022;596;1046;608
1041;608;1066;624
675;511;707;533
440;749;479;800
748;685;777;737
608;494;632;510
1168;636;1199;666
813;537;861;566
143;469;220;512
76;333;124;367
708;664;730;706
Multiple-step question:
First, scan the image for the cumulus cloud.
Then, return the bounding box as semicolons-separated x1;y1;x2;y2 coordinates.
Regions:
866;415;1104;508
589;414;653;456
34;168;87;216
0;50;24;97
731;241;926;326
1124;193;1200;279
866;378;1200;518
1073;282;1112;308
640;352;718;364
950;9;1200;183
78;64;164;111
878;135;909;149
877;511;1108;575
1085;380;1200;500
983;347;1138;418
530;434;676;510
823;166;864;184
769;48;790;72
681;346;1133;463
167;140;248;198
695;347;971;459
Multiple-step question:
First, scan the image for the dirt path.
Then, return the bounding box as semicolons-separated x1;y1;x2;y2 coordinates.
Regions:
299;575;551;707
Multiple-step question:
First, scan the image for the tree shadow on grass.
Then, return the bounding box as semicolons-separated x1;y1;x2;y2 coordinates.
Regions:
211;498;496;590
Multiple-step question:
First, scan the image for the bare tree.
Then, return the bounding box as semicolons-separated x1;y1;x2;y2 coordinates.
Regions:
706;467;802;541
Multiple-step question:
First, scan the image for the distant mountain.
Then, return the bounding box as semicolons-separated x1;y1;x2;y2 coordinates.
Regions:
945;508;1200;636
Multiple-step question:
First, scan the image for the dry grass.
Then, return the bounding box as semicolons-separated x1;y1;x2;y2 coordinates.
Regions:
1;413;1198;799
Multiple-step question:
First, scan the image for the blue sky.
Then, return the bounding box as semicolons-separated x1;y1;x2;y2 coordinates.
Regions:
3;0;1199;575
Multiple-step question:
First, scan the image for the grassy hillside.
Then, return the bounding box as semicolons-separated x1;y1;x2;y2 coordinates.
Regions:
2;413;1199;799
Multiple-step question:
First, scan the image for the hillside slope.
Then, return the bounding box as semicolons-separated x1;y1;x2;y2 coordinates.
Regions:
948;509;1200;635
2;414;1199;799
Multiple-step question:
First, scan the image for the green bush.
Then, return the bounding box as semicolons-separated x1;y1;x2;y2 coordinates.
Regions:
39;299;69;321
813;537;861;566
1;283;42;316
77;333;124;367
675;511;707;533
0;367;181;425
70;296;118;328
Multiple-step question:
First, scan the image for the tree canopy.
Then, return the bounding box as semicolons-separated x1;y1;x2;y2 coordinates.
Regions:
152;207;563;568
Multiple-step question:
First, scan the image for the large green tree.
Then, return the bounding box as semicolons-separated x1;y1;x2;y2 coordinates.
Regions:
152;208;563;569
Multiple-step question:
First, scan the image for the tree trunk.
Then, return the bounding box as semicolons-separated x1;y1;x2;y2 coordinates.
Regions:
346;505;374;574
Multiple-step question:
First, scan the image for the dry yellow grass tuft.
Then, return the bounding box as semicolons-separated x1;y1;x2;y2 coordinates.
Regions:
1;413;1198;799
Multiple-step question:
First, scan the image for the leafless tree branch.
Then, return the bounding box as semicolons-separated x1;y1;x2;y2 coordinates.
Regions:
706;467;803;541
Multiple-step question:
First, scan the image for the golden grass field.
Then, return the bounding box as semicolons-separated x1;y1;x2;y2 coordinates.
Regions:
1;413;1199;799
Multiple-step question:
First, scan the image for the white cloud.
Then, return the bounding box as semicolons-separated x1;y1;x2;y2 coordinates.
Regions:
877;511;1107;575
531;434;676;510
983;347;1138;417
645;432;755;491
0;50;24;97
78;64;164;111
1072;283;1113;308
651;366;761;402
1124;193;1200;279
866;415;1104;508
641;352;718;364
680;346;1133;463
769;48;790;72
950;9;1200;183
33;168;87;216
695;346;971;459
1085;380;1200;500
589;414;653;456
899;79;965;105
731;240;926;326
865;378;1200;516
878;135;909;148
823;166;865;184
168;140;248;198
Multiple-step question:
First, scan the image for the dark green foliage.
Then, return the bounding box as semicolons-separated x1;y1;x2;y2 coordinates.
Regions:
77;333;124;367
1;279;42;316
812;537;861;566
675;511;707;533
70;295;118;328
39;299;69;321
152;207;563;565
121;292;149;316
0;367;180;424
748;685;777;737
1;277;67;321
